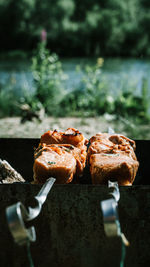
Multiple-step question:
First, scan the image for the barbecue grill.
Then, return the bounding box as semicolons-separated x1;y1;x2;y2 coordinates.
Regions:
0;138;150;267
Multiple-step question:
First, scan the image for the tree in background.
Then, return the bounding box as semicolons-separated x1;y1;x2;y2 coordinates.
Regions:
0;0;150;56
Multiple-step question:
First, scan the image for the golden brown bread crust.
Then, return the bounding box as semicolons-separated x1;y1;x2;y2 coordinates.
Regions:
88;133;139;185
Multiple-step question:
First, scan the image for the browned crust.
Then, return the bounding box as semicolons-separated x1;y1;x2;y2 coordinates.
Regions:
34;128;87;184
88;133;139;185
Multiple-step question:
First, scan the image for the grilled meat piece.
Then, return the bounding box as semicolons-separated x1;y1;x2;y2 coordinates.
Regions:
33;144;77;184
88;133;139;185
34;128;88;184
41;128;88;149
90;153;139;185
90;133;135;150
88;133;137;161
40;127;87;175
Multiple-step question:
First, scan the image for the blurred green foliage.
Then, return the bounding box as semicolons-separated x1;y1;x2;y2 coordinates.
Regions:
60;58;112;116
60;57;150;120
31;42;68;114
0;0;150;56
0;82;20;117
0;45;149;121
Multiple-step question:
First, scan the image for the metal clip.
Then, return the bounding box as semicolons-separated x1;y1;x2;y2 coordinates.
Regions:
101;181;120;237
6;177;56;246
101;180;129;245
108;180;120;202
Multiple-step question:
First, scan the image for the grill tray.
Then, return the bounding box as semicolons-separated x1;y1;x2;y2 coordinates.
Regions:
0;138;150;267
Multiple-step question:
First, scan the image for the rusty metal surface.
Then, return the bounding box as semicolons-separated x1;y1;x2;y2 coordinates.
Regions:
0;184;150;267
0;138;150;266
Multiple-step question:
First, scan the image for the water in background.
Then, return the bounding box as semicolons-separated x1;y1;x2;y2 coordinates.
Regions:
0;58;150;97
0;60;34;96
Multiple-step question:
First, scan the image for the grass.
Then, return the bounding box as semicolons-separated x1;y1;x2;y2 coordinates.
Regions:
0;116;150;140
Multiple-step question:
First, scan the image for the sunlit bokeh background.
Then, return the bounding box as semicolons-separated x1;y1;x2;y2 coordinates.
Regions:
0;0;150;138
